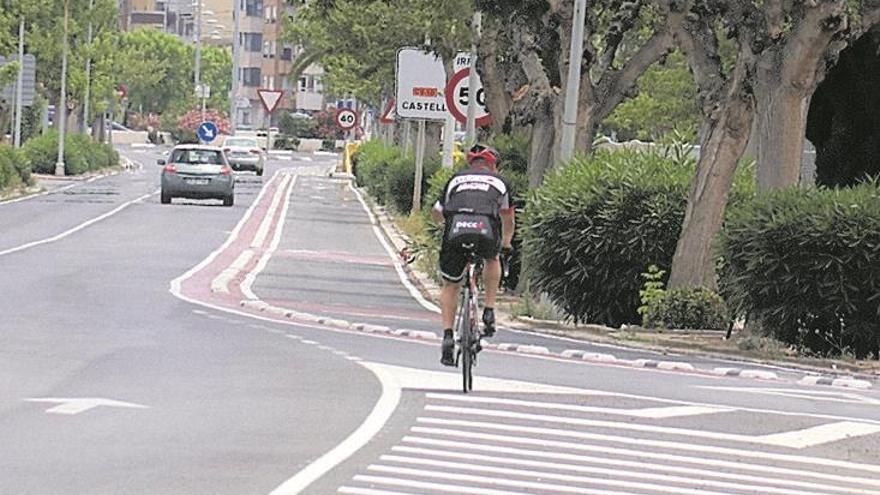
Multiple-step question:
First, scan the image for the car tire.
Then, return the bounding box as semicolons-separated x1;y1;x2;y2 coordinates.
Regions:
223;194;234;207
161;191;171;204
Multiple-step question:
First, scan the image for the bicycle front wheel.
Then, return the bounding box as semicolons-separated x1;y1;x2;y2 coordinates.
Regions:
460;305;473;393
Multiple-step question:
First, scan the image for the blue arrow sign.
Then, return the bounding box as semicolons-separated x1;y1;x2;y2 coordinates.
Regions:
197;121;219;143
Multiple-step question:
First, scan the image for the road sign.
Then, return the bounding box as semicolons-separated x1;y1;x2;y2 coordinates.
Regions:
197;121;219;142
196;84;211;99
236;97;251;109
0;54;36;105
395;48;448;121
257;89;284;114
445;67;492;127
379;99;396;124
336;108;358;131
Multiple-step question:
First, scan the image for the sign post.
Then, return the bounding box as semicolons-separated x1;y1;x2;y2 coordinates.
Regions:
395;48;448;211
257;88;284;151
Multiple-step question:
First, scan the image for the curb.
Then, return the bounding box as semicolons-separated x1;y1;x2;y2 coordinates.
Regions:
798;375;873;390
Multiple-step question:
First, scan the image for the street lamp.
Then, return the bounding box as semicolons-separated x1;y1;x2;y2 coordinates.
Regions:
56;0;71;176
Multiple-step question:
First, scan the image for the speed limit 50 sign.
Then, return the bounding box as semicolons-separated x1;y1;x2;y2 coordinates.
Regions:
444;68;492;127
336;108;358;131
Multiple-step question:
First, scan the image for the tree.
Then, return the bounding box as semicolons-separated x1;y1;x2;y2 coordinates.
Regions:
475;0;693;186
667;0;880;289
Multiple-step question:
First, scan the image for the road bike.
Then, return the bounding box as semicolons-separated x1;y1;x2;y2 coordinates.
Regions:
454;248;483;393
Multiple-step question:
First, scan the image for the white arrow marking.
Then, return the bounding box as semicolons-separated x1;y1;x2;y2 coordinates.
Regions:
26;398;149;415
201;126;215;139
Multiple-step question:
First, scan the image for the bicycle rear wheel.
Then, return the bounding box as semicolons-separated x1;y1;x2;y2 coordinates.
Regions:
460;300;473;393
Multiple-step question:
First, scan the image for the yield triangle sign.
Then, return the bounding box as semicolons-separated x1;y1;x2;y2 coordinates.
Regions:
380;99;396;124
257;89;284;114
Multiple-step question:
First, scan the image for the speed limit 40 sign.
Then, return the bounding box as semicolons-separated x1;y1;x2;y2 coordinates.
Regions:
444;68;492;127
336;108;358;131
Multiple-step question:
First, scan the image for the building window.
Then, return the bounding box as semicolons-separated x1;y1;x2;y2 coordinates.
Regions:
242;67;261;87
281;47;292;61
270;41;276;58
245;0;263;17
298;76;308;92
242;32;263;52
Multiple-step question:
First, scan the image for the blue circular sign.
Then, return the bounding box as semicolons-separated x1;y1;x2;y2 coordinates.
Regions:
197;121;219;143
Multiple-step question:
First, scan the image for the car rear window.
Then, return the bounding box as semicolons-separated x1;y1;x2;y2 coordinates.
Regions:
171;149;224;165
225;138;258;148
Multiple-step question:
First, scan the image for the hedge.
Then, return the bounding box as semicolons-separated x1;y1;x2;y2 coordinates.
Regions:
523;146;754;327
0;144;32;192
23;131;118;176
353;141;439;214
720;183;880;358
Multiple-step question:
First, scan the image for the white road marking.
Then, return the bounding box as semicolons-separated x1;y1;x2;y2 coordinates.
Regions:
241;175;297;300
0;190;157;257
210;249;255;294
25;398;148;415
424;404;880;449
395;439;876;494
698;386;880;405
301;340;318;345
426;393;732;419
169;170;284;295
193;310;208;315
414;419;880;476
339;487;420;495
349;184;440;313
376;454;835;495
251;173;292;249
352;475;561;495
759;421;880;449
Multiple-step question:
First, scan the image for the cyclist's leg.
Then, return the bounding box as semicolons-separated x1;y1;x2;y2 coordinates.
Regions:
438;244;467;365
479;234;502;336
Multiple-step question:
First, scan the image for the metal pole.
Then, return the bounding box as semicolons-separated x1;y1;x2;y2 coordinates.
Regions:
55;1;70;176
194;0;202;92
82;0;94;134
558;0;587;163
442;114;455;168
230;0;240;134
465;11;481;144
13;17;24;148
412;120;426;213
402;120;412;156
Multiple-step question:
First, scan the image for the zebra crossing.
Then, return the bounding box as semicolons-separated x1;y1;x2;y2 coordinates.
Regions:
336;392;880;495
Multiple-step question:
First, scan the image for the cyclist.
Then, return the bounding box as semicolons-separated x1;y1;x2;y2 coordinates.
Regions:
430;144;515;366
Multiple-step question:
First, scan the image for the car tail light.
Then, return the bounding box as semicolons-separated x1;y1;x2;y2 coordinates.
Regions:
223;147;231;153
220;166;232;176
250;148;262;155
163;164;177;174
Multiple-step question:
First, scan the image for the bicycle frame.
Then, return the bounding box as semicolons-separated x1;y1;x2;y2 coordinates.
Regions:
456;256;482;393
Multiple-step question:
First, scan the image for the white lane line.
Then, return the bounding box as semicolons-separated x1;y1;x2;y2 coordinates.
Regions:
759;421;880;449
424;404;878;449
210;249;255;294
252;173;292;249
380;451;862;495
301;340;318;345
170;170;283;295
240;175;297;300
268;360;402;495
0;189;157;258
349;184;440;313
352;475;556;495
396;439;875;495
338;487;421;495
365;466;655;495
425;393;733;419
414;420;880;477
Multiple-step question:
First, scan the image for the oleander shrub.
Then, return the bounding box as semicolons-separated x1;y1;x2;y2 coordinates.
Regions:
524;146;753;326
643;287;730;330
719;183;880;358
0;144;31;190
23;131;117;175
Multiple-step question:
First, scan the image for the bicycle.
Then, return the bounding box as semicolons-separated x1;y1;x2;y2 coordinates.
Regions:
454;247;484;393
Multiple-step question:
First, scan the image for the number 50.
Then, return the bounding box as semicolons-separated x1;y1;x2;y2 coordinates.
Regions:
458;87;486;107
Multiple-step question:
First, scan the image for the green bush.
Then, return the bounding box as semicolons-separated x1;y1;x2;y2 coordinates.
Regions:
278;113;319;138
0;144;32;190
353;141;438;214
523;146;753;326
273;135;300;150
23;131;117;176
643;287;730;330
720;183;880;358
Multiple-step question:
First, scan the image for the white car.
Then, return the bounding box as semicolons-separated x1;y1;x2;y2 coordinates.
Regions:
222;136;265;176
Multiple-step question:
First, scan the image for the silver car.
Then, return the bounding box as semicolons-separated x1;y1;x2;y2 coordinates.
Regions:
222;136;265;176
159;145;235;206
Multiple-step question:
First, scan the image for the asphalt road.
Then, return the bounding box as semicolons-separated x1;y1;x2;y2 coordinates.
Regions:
0;145;877;495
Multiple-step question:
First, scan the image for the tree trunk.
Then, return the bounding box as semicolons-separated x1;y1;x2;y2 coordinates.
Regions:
528;98;556;187
668;91;755;289
755;81;812;190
